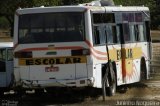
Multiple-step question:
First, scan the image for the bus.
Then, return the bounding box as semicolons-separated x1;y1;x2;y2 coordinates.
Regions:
0;42;13;95
13;1;151;97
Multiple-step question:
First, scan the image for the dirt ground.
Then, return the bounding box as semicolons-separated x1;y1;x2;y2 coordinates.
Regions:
0;83;160;106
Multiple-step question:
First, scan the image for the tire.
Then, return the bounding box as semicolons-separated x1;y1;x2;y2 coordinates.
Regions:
108;70;116;96
0;91;4;96
15;90;26;96
102;64;116;100
140;59;147;81
102;71;108;100
35;89;44;95
46;88;57;94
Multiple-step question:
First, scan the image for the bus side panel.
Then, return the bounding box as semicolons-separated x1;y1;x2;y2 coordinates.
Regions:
94;64;102;88
116;61;123;86
6;61;14;87
19;67;30;80
14;66;21;86
0;73;7;87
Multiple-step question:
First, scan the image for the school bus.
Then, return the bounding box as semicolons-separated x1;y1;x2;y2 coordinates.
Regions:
13;1;151;97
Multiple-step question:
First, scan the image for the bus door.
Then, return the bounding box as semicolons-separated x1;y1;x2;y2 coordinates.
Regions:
0;48;13;87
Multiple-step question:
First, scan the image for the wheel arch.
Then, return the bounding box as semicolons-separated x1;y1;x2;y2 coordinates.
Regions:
101;61;117;79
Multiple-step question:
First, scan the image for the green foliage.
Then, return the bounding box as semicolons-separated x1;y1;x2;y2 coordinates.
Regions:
0;17;10;29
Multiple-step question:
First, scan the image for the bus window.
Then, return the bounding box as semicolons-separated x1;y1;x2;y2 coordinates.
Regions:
135;24;146;42
105;25;117;44
112;26;117;43
135;13;142;22
138;24;146;42
18;12;85;43
123;23;130;43
0;49;6;72
7;49;13;61
93;25;106;45
116;25;121;44
0;49;5;61
129;25;136;42
135;25;139;41
93;13;115;24
93;26;100;45
93;13;103;23
103;13;115;23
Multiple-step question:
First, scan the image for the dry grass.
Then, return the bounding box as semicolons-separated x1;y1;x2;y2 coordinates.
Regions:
0;29;12;42
151;30;160;42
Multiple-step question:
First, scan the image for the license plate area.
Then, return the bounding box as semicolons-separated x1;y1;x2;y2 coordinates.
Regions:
45;66;59;72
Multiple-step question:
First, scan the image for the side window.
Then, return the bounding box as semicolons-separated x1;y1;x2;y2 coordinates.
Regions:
93;13;115;24
0;49;6;61
138;24;146;41
135;25;139;41
7;49;13;61
123;23;131;43
135;24;146;42
129;25;136;42
0;49;6;72
116;25;122;44
93;26;100;44
92;13;116;45
106;25;113;44
93;13;103;23
106;25;117;44
93;25;106;45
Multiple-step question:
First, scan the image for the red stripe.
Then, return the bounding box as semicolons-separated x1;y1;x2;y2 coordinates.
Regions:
14;43;18;50
90;51;108;60
19;46;83;52
85;40;107;55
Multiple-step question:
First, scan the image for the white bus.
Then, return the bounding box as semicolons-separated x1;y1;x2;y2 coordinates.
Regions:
0;42;13;95
13;1;151;96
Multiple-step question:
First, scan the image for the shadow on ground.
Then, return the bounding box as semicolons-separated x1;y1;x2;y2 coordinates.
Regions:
0;88;102;106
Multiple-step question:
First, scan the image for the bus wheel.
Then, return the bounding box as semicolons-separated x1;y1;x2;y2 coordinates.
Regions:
35;89;44;95
108;69;116;96
14;89;26;98
102;71;108;100
0;90;4;96
140;59;147;81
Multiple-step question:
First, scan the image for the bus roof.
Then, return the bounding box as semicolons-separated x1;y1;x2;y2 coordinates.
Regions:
16;5;149;15
0;42;13;48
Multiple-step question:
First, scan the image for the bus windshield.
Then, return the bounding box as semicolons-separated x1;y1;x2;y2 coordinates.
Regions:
18;12;85;44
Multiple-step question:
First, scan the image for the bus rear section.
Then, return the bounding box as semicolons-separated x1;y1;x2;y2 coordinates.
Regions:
14;7;94;88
